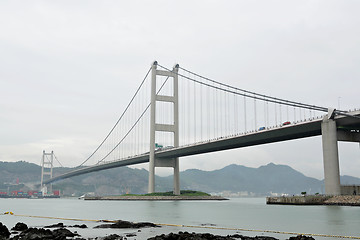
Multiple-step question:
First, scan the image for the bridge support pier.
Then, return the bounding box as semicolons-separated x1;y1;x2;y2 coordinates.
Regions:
321;117;341;195
149;61;180;195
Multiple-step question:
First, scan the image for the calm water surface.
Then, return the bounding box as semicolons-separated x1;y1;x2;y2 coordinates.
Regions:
0;198;359;239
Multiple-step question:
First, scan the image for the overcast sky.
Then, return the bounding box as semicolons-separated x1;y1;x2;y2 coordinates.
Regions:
1;1;359;180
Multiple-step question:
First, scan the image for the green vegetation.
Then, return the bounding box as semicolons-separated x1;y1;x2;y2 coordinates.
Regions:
122;190;210;197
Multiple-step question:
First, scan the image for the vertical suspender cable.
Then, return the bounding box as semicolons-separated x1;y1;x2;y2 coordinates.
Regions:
263;98;266;128
181;74;184;145
215;83;218;137
254;93;257;130
207;78;210;139
218;84;221;137
188;72;191;143
200;77;203;141
287;105;289;121
194;74;196;143
224;87;227;135
275;103;277;126
226;87;229;135
303;108;305;121
220;83;223;136
133;101;136;156
137;92;139;155
266;100;269;128
227;87;230;135
244;95;247;133
214;82;217;138
234;92;238;133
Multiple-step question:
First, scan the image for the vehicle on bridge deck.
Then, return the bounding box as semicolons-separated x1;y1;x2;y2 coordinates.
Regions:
155;143;173;152
258;127;266;131
155;143;164;151
282;121;291;126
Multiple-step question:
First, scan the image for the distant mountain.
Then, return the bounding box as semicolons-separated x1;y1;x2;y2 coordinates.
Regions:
174;163;323;195
340;175;360;185
1;161;359;196
0;161;170;196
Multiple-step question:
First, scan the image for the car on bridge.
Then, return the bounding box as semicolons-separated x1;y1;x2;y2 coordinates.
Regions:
155;143;163;151
282;121;291;126
258;127;266;131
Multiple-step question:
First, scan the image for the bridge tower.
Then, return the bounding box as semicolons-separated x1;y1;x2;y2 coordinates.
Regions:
149;61;180;195
40;150;54;195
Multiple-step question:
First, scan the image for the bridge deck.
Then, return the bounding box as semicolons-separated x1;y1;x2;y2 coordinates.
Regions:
44;111;360;184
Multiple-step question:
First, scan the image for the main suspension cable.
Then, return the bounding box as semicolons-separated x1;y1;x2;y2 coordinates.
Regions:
53;154;63;168
96;76;170;164
78;67;152;167
176;66;328;112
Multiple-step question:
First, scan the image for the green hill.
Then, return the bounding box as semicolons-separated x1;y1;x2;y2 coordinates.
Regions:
173;163;323;195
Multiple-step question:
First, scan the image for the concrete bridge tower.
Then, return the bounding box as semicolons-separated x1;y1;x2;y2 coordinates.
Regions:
148;61;180;195
40;150;54;195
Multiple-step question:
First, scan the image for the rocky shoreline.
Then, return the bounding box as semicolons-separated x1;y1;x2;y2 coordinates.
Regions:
0;220;316;240
267;195;360;206
323;195;360;206
84;195;228;201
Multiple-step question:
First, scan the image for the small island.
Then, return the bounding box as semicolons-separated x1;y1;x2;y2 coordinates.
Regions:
84;190;228;201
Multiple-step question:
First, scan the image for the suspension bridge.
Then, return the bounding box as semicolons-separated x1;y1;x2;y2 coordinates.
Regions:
42;61;360;196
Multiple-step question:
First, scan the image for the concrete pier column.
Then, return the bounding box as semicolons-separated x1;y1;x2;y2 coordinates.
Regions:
173;158;180;195
321;117;341;195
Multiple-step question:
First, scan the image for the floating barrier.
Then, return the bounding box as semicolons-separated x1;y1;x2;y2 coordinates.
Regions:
2;212;360;239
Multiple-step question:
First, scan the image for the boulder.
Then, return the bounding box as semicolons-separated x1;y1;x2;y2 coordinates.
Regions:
103;234;124;240
72;224;87;229
44;222;87;229
95;220;158;229
13;227;80;240
17;227;53;239
44;223;65;228
11;222;28;232
288;235;315;240
52;228;78;238
0;222;10;239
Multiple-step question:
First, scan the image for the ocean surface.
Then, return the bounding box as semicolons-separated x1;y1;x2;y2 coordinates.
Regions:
0;197;359;240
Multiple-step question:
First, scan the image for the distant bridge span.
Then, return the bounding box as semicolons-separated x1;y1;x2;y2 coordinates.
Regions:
44;110;360;185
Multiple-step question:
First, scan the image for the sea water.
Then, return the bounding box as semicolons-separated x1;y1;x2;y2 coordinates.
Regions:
0;198;359;240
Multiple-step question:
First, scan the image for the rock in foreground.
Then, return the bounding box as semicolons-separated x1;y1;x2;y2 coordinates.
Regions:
11;227;81;240
95;220;159;229
0;222;10;239
11;222;28;232
45;222;87;229
288;235;315;240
